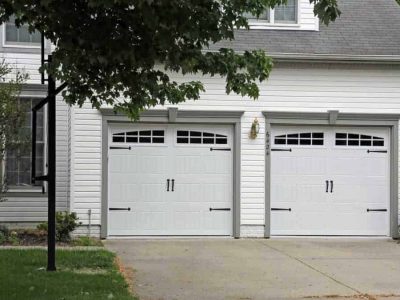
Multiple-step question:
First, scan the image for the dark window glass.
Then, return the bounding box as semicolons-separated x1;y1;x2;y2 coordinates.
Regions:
216;138;228;145
140;130;151;136
275;138;286;145
113;136;124;143
177;138;189;144
203;138;214;144
348;134;359;139
126;131;138;136
139;137;151;143
300;133;311;138
287;139;298;145
336;140;347;146
287;133;298;138
312;139;324;146
348;140;359;146
178;131;189;137
190;138;202;144
360;140;372;146
361;135;370;139
336;133;347;139
312;133;324;139
373;140;384;147
203;132;214;137
152;137;164;144
153;130;164;136
191;131;201;137
300;139;311;145
126;137;138;143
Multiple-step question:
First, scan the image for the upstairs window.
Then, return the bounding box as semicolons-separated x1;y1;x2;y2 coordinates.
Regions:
274;0;297;23
244;0;298;26
4;15;41;46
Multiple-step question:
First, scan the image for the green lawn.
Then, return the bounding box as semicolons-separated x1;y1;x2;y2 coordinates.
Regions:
0;249;137;300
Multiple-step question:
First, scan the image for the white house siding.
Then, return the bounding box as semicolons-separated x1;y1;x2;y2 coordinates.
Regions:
0;51;70;225
70;62;400;237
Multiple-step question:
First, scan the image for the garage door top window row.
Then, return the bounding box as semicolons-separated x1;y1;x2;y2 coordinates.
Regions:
275;132;324;146
112;130;165;144
177;131;228;145
335;133;384;147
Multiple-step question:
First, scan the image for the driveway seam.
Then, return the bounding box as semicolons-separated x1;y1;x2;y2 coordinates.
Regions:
256;240;363;296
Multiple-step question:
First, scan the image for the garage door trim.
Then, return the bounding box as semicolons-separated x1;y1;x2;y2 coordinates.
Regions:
100;108;244;238
263;111;400;239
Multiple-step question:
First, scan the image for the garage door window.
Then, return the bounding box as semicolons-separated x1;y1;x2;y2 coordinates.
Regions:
274;132;324;146
112;130;165;144
335;133;384;147
177;131;228;145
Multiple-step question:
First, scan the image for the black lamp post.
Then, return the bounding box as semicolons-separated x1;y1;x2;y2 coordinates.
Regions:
31;33;67;271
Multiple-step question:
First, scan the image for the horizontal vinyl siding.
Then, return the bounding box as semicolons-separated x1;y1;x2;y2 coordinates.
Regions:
70;63;400;235
0;197;47;222
2;52;42;84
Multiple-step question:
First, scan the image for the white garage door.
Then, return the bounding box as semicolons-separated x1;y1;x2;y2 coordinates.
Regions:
108;124;233;236
271;126;390;236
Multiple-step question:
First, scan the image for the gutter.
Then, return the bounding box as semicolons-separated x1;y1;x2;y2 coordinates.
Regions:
269;53;400;64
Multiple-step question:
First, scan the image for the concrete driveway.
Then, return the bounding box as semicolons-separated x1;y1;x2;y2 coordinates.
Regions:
105;238;400;300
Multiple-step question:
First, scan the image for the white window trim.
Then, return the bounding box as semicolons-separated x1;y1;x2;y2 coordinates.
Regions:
2;23;42;49
247;1;301;30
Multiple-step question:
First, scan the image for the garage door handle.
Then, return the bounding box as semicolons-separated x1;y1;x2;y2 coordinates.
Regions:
110;146;131;150
271;208;292;211
209;208;231;211
326;180;329;193
210;148;231;151
171;179;175;192
271;148;292;152
367;150;387;153
167;179;170;191
330;180;333;193
109;207;131;211
367;209;387;212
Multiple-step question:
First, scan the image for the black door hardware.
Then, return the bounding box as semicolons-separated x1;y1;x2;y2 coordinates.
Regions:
271;208;292;211
209;208;231;211
271;148;292;152
330;180;333;193
171;179;175;192
367;150;387;153
367;209;387;212
109;207;131;211
326;180;329;193
110;146;131;150
210;148;231;151
167;179;170;191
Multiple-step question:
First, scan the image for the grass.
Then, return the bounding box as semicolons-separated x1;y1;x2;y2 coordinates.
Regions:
71;236;104;247
0;249;137;300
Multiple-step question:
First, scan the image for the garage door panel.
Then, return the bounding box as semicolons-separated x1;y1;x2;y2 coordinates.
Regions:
271;126;390;236
108;124;233;236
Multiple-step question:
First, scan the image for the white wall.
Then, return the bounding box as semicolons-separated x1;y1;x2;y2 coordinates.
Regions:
70;62;400;237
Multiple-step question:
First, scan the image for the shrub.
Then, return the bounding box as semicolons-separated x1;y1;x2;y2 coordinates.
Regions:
0;224;9;237
0;225;19;245
0;232;6;244
37;211;81;242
